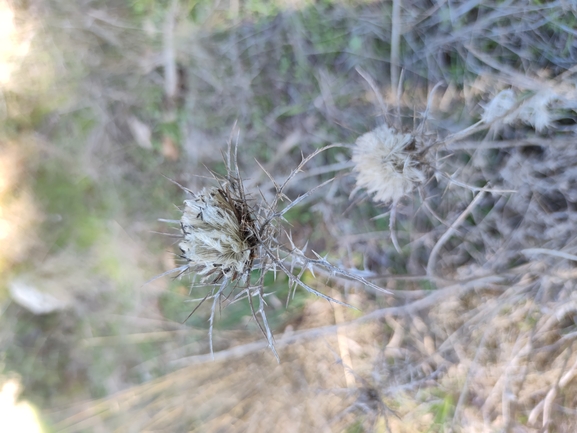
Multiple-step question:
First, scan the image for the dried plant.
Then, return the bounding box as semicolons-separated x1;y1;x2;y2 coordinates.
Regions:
509;89;561;132
481;88;516;124
42;0;577;429
161;136;390;360
179;186;257;284
479;88;566;133
352;125;425;205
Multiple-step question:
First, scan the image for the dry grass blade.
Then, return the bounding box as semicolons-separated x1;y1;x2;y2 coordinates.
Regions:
522;248;577;262
390;0;402;97
426;190;487;277
355;66;389;122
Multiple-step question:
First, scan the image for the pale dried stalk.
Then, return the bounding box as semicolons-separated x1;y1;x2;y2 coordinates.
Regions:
355;66;388;122
426;190;487;277
390;0;401;96
528;356;577;427
162;0;178;117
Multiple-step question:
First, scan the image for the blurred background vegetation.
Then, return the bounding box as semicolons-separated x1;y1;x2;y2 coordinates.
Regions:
1;0;577;431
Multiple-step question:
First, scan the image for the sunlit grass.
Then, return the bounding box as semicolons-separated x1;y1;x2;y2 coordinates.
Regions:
0;142;38;279
0;1;31;87
0;378;44;433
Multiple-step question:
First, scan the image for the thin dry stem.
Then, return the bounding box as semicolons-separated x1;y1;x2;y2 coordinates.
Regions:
426;190;487;277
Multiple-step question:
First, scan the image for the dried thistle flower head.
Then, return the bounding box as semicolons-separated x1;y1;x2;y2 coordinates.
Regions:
352;124;425;204
481;89;516;124
179;186;256;283
480;88;564;133
510;90;559;132
158;137;390;359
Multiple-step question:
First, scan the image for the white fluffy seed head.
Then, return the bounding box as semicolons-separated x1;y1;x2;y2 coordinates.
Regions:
179;187;252;281
510;90;559;132
352;125;425;204
481;89;516;124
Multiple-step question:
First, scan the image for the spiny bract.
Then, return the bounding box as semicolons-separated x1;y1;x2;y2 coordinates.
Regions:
179;187;255;283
